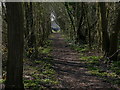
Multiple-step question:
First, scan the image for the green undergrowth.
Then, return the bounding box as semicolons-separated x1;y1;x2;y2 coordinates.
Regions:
24;59;59;89
80;52;120;86
24;39;59;89
110;61;120;78
62;35;89;52
25;40;52;58
38;46;52;55
63;34;120;87
38;40;53;55
0;79;5;84
70;44;89;52
81;53;120;86
81;56;120;86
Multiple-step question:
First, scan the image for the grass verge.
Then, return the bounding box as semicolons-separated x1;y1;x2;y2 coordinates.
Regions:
23;39;59;89
63;35;120;87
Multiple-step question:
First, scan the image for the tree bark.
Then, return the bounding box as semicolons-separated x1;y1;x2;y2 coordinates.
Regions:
5;2;24;89
108;7;120;61
99;2;110;55
76;3;86;44
65;3;76;39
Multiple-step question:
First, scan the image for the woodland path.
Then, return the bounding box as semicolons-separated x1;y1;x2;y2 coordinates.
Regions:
51;33;119;89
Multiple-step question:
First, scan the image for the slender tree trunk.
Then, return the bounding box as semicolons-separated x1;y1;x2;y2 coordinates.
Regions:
65;3;76;39
5;3;24;89
24;2;29;39
108;8;120;61
29;2;35;48
99;2;110;55
84;4;92;49
76;3;86;44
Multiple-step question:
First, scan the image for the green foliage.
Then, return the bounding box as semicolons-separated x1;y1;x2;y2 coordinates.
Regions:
24;58;59;89
80;56;101;67
38;46;52;54
88;70;117;78
79;55;120;85
42;69;56;75
110;61;120;75
70;44;89;52
26;48;35;56
24;39;59;89
44;40;52;47
80;56;101;61
0;79;5;83
65;32;120;86
63;36;89;52
37;40;53;55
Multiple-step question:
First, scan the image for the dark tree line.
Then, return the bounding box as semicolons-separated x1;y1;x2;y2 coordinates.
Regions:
53;2;120;61
3;2;51;89
1;2;120;89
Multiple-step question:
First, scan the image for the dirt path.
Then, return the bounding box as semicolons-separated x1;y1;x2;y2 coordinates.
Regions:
51;33;119;89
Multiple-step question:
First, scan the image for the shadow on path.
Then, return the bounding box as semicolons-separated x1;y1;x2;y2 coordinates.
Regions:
51;33;119;89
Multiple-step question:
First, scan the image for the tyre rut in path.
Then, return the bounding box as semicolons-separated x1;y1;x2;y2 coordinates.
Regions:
51;33;118;89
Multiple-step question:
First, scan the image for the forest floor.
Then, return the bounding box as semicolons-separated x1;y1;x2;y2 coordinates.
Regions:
50;33;120;89
23;32;120;89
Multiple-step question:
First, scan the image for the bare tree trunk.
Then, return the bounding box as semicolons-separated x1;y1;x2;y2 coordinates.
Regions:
108;7;120;61
29;2;35;48
65;3;76;39
5;3;24;89
99;2;110;55
76;3;86;44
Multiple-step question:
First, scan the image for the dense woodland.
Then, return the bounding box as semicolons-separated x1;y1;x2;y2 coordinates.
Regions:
1;2;120;89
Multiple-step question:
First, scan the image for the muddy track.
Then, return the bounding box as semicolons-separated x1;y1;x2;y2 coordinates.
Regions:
51;33;119;89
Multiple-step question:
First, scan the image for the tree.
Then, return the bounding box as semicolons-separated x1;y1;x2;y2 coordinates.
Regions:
108;6;120;61
65;2;76;40
76;3;86;44
99;2;110;56
5;3;24;89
